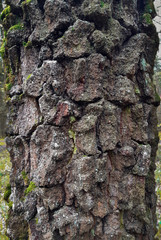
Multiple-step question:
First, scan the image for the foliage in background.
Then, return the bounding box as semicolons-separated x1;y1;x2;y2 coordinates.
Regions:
155;140;161;239
0;0;7;137
154;56;161;239
0;139;11;240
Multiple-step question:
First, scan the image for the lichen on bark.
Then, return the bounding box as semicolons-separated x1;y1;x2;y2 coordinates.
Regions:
1;0;160;239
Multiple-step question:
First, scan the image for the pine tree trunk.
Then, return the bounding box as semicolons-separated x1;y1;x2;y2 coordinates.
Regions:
2;0;159;239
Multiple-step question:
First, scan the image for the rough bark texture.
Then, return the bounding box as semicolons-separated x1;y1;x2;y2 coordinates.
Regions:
2;0;160;239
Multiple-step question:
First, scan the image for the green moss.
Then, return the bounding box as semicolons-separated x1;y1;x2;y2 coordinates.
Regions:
24;73;32;84
18;93;24;101
21;0;33;6
26;41;32;48
24;181;36;196
4;31;7;38
143;13;152;25
4;71;15;95
70;116;76;123
135;88;140;95
68;129;77;157
26;74;32;81
100;0;104;8
8;23;24;33
155;91;160;103
100;1;109;9
145;3;153;14
5;96;11;103
8;201;13;209
26;0;32;3
125;107;131;114
73;146;77;154
39;116;43;123
23;41;32;48
68;130;76;141
0;148;11;237
0;140;5;146
34;118;38;125
23;41;26;47
35;217;38;224
21;171;27;179
20;196;25;202
144;0;155;14
91;229;95;236
3;184;11;202
0;38;6;59
21;171;29;185
5;83;12;92
0;6;11;20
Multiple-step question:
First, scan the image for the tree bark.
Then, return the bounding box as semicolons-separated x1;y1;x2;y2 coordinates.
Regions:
2;0;160;239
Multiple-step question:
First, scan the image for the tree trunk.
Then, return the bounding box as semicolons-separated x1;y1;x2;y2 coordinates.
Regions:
2;0;159;239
